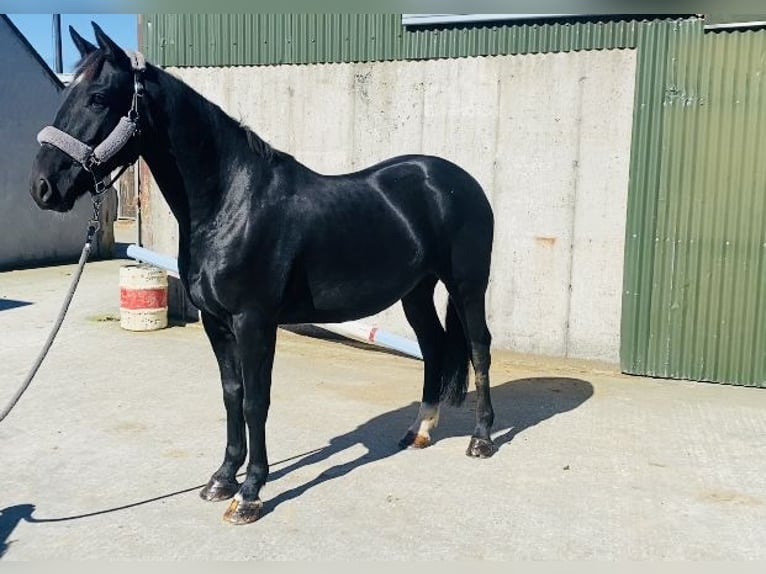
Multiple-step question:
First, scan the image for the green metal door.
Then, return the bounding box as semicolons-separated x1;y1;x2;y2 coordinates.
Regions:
622;21;766;387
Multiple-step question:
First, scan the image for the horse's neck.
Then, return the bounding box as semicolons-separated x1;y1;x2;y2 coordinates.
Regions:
139;65;255;244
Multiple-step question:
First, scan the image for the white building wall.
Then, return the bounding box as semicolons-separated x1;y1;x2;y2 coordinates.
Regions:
0;18;115;269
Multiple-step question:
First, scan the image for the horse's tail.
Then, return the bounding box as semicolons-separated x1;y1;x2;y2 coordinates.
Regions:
440;299;470;407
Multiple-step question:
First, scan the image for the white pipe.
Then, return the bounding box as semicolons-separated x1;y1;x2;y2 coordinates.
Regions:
124;244;423;360
126;244;178;275
321;322;422;359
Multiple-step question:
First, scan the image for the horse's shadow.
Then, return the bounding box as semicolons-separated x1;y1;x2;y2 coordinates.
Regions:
263;376;593;515
0;376;592;553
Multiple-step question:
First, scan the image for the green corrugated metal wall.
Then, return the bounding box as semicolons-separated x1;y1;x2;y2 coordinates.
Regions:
622;20;766;387
141;14;766;387
141;14;646;65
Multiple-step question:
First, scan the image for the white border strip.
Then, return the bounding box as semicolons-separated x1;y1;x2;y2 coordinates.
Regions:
704;21;766;30
401;14;578;26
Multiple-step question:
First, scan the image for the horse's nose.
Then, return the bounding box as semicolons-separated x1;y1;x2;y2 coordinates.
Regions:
31;176;56;207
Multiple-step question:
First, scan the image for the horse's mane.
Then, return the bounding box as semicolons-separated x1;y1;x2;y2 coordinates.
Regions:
160;63;286;164
240;123;281;163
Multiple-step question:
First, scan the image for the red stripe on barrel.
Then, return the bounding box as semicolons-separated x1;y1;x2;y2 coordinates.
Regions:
120;287;168;310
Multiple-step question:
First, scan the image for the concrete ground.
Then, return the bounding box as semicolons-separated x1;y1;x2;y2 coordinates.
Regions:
0;259;764;560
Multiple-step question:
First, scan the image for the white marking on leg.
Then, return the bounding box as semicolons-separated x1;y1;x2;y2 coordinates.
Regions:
408;402;440;444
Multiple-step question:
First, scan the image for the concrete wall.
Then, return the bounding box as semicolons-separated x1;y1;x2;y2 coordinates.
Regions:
0;19;115;271
142;50;636;362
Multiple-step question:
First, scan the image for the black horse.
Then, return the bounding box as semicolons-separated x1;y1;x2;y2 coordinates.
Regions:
28;24;496;524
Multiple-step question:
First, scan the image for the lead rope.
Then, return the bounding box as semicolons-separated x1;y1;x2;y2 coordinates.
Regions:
0;184;106;424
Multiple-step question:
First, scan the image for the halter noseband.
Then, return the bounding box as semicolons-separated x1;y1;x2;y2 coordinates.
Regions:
36;50;146;196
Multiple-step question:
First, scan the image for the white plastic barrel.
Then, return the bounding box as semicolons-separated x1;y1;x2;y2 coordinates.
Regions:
119;264;168;331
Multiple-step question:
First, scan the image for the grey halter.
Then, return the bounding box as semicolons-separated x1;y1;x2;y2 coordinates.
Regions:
36;50;146;191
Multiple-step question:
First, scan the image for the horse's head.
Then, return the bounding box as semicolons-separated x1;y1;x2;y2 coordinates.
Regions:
29;23;140;212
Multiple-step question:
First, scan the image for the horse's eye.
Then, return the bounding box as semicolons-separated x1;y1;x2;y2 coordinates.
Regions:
89;93;107;108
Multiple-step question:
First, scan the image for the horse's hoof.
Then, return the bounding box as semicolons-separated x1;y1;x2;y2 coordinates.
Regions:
466;436;497;458
223;497;263;525
200;478;239;502
399;431;431;449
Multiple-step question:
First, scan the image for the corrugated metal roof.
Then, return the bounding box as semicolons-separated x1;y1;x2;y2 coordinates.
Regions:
621;20;766;387
141;14;655;67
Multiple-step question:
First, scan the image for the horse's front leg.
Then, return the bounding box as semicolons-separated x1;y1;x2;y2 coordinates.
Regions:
199;311;246;501
223;313;277;525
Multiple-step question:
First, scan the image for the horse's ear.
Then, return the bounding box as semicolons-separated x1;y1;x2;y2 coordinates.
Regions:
69;26;96;58
92;21;130;68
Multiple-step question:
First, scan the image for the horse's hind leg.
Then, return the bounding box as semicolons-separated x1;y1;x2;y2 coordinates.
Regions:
399;276;445;449
456;289;496;458
449;227;496;458
199;311;246;501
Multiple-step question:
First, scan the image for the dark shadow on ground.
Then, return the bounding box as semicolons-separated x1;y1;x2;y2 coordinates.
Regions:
0;504;35;558
0;299;32;312
263;376;594;516
0;376;592;545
